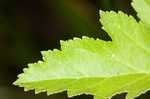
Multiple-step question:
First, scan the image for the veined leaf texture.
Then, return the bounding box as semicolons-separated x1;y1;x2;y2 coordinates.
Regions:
14;0;150;99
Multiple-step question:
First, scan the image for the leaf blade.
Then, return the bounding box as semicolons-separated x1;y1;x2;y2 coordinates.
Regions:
14;1;150;99
132;0;150;29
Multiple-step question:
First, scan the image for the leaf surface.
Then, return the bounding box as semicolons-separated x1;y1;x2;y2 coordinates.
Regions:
132;0;150;29
14;1;150;99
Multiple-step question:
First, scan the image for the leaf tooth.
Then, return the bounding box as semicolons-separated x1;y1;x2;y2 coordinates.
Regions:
24;88;33;92
13;80;18;86
41;49;52;54
35;88;46;94
28;63;36;70
96;38;100;40
82;36;89;39
23;68;28;72
60;40;65;45
85;36;95;41
60;40;64;43
118;10;123;14
67;38;74;42
101;26;105;30
41;50;52;61
47;89;65;96
73;37;80;40
109;10;115;14
17;73;24;78
67;92;84;98
52;49;59;52
99;10;105;15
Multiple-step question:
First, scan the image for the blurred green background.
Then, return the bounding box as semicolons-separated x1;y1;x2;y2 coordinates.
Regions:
0;0;149;99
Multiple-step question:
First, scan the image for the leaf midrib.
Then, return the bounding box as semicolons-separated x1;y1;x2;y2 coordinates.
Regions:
19;73;148;84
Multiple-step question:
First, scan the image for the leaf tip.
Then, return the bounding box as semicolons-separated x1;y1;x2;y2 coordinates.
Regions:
12;80;18;86
12;79;22;88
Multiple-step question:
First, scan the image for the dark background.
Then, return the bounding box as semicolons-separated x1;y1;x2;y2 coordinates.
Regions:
0;0;149;99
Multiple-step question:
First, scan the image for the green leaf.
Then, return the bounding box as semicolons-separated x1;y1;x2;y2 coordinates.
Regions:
132;0;150;29
14;1;150;99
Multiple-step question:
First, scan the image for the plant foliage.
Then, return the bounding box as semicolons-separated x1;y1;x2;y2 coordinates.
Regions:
14;0;150;99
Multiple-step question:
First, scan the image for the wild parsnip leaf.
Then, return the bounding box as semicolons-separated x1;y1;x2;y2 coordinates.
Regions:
14;1;150;99
132;0;150;29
